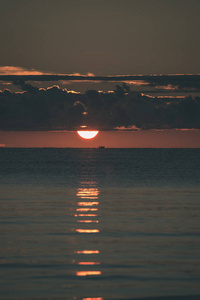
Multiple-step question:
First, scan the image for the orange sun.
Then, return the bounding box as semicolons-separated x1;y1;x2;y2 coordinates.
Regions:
77;131;99;139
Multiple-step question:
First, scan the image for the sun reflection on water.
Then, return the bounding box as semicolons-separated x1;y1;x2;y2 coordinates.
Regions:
82;298;103;300
77;220;99;223
74;182;101;282
74;214;98;217
76;187;100;199
76;271;101;276
77;201;99;206
78;262;100;265
76;208;98;212
76;229;99;233
76;250;99;254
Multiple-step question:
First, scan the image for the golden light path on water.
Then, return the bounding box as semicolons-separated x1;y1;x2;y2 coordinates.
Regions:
77;130;99;139
82;298;103;300
74;183;101;280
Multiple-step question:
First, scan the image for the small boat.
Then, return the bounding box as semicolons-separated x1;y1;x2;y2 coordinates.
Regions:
98;146;105;149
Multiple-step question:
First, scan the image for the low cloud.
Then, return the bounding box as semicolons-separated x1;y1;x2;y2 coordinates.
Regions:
0;69;199;91
0;66;49;76
0;83;200;130
13;80;39;94
0;68;199;130
115;125;140;131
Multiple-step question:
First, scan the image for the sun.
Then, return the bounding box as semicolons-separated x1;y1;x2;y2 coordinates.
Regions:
77;130;99;139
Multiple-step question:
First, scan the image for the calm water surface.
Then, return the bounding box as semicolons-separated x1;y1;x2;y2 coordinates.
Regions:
0;148;200;299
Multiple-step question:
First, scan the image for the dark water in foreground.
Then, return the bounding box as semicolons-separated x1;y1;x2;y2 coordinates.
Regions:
0;148;200;299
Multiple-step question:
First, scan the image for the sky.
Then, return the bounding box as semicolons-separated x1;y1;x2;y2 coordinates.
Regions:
0;130;200;148
0;0;200;147
0;0;200;75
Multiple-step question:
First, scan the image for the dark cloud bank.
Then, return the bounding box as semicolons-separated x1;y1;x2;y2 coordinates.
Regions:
0;74;200;90
0;82;200;130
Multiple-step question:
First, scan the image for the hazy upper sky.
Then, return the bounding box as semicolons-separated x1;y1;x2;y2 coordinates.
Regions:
0;0;199;75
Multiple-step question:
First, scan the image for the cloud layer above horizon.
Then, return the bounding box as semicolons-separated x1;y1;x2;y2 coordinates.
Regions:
0;73;200;130
0;66;200;91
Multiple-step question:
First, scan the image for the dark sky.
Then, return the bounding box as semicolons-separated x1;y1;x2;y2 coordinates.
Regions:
0;0;199;75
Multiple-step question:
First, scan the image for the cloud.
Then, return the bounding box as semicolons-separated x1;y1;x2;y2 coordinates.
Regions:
155;84;179;90
141;93;185;99
1;82;12;85
123;80;150;86
0;70;199;91
0;66;49;75
0;66;96;79
0;84;87;130
0;82;199;131
13;80;39;94
114;125;140;131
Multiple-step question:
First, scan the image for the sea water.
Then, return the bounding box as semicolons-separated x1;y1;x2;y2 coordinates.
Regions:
0;148;200;299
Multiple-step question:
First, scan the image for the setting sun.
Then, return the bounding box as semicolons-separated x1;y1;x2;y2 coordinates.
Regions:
77;131;99;139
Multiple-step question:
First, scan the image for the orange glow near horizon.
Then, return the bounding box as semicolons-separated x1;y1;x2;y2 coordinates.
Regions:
77;130;99;139
1;130;200;148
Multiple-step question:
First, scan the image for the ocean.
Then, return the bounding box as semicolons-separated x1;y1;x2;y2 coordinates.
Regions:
0;148;200;300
